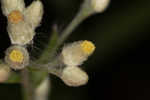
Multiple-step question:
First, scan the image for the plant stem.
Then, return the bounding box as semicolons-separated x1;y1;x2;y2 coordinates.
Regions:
37;25;59;63
21;69;34;100
35;77;50;100
48;1;93;60
58;11;86;45
30;57;63;77
58;0;93;45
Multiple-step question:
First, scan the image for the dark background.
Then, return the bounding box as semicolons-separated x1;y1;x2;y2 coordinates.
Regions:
0;0;150;100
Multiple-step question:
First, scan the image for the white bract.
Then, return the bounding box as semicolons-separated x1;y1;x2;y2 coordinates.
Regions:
61;66;89;87
61;40;95;66
1;0;43;45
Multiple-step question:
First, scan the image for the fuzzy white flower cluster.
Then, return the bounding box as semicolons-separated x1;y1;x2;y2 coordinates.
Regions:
0;0;97;87
1;0;43;45
60;40;95;86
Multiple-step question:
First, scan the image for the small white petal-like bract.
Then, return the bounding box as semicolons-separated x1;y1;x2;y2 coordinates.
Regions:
61;66;89;87
24;0;44;28
7;21;35;45
61;40;95;66
91;0;110;13
1;0;25;16
1;0;44;45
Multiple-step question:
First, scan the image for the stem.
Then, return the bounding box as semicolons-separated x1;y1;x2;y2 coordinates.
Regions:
35;77;50;100
37;25;59;63
58;11;86;45
48;0;94;59
30;57;64;77
21;69;34;100
58;0;93;45
36;0;94;63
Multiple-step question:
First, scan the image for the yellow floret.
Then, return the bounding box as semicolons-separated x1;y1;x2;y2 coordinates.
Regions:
9;50;24;63
8;10;23;24
80;40;95;55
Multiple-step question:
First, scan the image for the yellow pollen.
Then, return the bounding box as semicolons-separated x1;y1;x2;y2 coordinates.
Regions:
8;10;23;24
9;50;24;63
80;40;95;55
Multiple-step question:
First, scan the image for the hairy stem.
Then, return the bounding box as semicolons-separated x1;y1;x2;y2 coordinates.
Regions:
30;56;64;77
37;25;59;63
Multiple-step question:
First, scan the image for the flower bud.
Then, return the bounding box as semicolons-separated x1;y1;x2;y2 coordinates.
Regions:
1;0;25;16
91;0;110;13
0;64;11;82
5;45;29;70
24;0;44;28
8;10;24;24
61;40;95;66
7;21;35;45
61;66;89;87
1;0;43;45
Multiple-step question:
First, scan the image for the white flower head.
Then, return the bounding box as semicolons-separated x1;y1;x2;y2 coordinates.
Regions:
61;40;95;66
1;0;44;45
5;45;29;70
91;0;110;13
61;66;89;87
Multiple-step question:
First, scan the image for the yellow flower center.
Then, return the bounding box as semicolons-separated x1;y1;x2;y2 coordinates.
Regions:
80;40;95;55
8;10;23;24
9;50;24;63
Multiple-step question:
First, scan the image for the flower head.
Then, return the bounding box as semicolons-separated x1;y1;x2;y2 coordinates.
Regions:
61;40;95;66
61;66;89;87
5;45;29;70
9;49;24;63
8;10;23;24
80;40;95;55
1;0;43;45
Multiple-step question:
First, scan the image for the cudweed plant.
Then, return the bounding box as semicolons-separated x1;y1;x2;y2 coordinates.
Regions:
0;0;110;100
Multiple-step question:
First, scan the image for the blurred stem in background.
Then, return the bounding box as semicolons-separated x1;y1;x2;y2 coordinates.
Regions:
21;69;34;100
